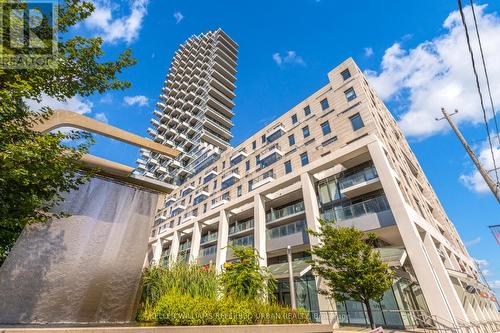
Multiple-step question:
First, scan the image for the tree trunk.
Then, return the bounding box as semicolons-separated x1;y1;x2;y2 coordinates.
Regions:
364;300;376;330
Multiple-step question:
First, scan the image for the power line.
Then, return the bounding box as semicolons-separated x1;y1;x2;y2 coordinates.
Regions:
457;0;499;183
468;0;500;147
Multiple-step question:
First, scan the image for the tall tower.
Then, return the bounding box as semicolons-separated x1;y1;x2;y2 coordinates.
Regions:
137;29;238;185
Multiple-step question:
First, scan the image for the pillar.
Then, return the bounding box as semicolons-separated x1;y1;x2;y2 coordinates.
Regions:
215;209;229;272
300;172;321;246
152;238;163;266
190;221;202;263
367;140;458;324
169;230;180;263
253;194;267;267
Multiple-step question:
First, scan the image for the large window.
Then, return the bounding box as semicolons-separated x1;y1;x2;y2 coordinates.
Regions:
285;160;292;174
345;87;357;102
302;126;310;138
350;113;365;131
291;114;298;124
300;152;309;166
321;121;331;135
288;134;295;146
341;68;351;80
320;98;329;110
252;140;256;149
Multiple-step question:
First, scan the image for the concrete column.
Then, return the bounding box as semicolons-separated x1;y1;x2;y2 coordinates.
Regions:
253;193;267;267
423;233;469;322
367;140;458;324
152;238;163;266
190;221;202;263
169;230;180;263
300;172;321;246
215;209;229;272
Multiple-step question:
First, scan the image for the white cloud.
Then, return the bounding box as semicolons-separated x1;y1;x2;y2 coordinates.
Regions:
124;95;149;106
99;94;113;104
488;279;500;288
465;236;481;246
459;140;500;193
365;4;500;139
84;0;149;44
475;258;489;268
364;47;374;57
273;51;305;66
173;11;184;24
94;112;109;123
26;93;93;115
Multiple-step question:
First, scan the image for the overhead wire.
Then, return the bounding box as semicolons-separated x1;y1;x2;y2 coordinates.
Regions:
468;0;500;147
457;0;499;183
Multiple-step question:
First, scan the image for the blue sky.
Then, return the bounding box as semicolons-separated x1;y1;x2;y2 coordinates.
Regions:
42;0;500;292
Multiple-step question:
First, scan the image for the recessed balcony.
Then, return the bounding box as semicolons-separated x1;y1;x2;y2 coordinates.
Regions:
193;190;210;205
221;168;240;185
249;171;275;191
211;194;230;209
339;166;381;199
260;143;283;161
203;170;218;183
266;201;305;225
230;150;248;166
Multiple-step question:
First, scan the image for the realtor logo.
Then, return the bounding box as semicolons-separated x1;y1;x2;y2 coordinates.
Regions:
0;0;57;68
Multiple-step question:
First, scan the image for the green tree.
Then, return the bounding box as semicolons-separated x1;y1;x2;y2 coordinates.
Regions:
0;0;136;265
220;245;276;301
308;220;395;329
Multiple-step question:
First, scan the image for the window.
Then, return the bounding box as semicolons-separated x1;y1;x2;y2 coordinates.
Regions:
222;161;226;169
252;140;256;149
341;69;351;81
321;121;331;135
304;105;311;116
237;185;242;197
261;134;266;143
288;134;295;146
203;203;207;213
285;160;292;174
213;180;217;190
345;87;357;102
300;152;309;166
246;160;250;171
350;113;365;131
302;126;310;138
320;98;329;110
256;154;260;164
291;114;298;124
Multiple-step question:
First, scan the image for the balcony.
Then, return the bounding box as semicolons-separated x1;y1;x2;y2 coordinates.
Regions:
181;211;198;224
221;168;240;189
203;170;218;183
179;241;191;252
266;201;305;224
228;219;254;236
193;190;210;205
339;166;381;198
321;195;395;231
266;123;286;143
200;129;230;150
181;184;195;197
205;106;233;128
266;220;309;252
203;117;232;140
200;232;218;245
230;150;247;166
249;171;275;191
207;96;235;119
198;245;217;265
164;196;176;207
211;193;230;209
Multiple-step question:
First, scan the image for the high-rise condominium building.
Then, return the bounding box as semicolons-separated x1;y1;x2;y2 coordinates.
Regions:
136;29;238;185
144;32;499;329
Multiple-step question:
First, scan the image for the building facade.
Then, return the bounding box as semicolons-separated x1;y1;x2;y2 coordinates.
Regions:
144;36;499;328
136;29;238;185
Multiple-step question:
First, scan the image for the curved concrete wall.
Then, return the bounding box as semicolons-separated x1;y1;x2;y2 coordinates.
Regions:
0;177;158;324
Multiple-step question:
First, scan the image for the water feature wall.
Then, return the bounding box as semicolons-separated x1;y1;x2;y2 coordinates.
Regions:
0;176;159;324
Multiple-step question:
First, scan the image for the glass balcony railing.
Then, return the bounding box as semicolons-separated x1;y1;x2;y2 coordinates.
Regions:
321;195;390;222
229;234;254;247
228;219;254;235
266;220;306;240
266;201;305;223
179;241;191;252
200;232;218;245
339;166;378;190
200;245;217;257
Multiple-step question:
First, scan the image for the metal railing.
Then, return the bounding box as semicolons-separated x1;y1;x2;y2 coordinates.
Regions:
339;166;378;190
321;195;390;222
200;232;218;245
266;201;305;223
229;219;254;235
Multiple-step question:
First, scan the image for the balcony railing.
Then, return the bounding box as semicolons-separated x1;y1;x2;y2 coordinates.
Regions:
200;232;218;245
266;220;306;240
200;245;217;257
266;201;305;223
229;234;254;247
339;166;378;190
179;241;191;252
229;219;254;235
321;195;390;222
